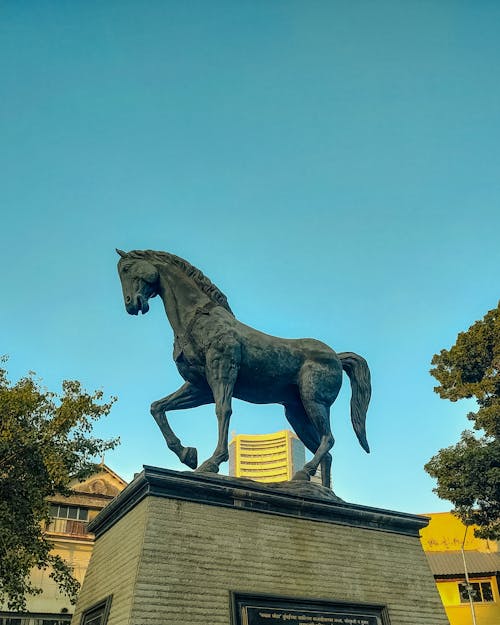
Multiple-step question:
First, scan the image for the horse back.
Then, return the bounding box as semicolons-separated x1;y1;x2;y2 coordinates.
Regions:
233;321;339;403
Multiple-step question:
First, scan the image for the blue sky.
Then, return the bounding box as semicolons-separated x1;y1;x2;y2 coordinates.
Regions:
1;1;499;513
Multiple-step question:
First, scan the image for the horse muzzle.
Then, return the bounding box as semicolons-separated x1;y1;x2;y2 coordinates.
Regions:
125;294;149;315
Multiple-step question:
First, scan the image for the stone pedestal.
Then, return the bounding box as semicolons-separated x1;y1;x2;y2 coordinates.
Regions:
71;466;449;625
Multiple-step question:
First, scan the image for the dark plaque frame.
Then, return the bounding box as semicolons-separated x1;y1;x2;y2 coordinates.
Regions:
230;592;391;625
79;594;113;625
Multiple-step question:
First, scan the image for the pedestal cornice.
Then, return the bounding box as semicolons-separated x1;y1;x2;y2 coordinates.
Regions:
89;465;429;539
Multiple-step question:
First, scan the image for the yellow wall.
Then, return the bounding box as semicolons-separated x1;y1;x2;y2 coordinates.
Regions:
421;511;498;553
26;541;94;614
420;512;499;625
436;577;500;625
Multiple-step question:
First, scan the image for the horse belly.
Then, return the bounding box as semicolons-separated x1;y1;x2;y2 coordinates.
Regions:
233;342;303;404
233;378;299;404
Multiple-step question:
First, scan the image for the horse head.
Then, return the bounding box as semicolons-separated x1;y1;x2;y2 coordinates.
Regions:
116;249;159;315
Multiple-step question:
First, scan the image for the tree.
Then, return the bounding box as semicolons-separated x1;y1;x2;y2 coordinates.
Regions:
425;302;500;539
0;359;118;611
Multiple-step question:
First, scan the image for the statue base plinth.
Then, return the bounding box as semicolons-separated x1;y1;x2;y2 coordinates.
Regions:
71;466;447;625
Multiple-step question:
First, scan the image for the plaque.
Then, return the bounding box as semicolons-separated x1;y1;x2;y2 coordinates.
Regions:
231;594;390;625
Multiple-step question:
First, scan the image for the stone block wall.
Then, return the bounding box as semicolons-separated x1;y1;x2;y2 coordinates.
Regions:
71;468;449;625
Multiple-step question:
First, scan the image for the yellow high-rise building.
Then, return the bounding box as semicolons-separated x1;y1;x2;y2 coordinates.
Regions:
229;430;305;483
420;512;500;625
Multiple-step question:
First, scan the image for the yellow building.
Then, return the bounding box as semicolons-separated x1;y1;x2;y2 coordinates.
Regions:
229;430;306;483
420;512;500;625
0;464;126;625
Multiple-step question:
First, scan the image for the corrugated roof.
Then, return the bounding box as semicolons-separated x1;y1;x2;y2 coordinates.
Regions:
426;551;500;576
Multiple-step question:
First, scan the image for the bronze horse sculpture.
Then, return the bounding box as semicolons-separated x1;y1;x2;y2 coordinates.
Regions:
117;249;371;488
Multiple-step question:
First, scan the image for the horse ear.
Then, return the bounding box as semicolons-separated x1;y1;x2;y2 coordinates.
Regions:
116;248;128;258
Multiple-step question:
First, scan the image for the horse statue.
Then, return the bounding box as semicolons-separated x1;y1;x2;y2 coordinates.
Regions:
117;249;371;489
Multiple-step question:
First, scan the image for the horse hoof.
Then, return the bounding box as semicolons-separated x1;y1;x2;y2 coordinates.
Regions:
181;446;198;469
194;460;219;474
292;470;311;482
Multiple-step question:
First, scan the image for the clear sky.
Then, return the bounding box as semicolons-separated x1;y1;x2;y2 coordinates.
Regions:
1;1;499;513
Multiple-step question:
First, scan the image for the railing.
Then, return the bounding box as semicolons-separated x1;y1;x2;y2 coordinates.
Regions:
0;617;71;625
46;518;90;536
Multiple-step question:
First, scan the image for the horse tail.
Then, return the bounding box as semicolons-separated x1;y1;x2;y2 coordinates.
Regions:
338;352;371;453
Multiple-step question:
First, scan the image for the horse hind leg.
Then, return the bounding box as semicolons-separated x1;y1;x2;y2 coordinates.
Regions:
284;402;332;488
292;399;334;486
150;381;213;469
293;362;341;485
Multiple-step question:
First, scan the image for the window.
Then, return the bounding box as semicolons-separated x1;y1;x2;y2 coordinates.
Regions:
80;596;112;625
49;505;89;521
47;505;90;536
459;580;494;603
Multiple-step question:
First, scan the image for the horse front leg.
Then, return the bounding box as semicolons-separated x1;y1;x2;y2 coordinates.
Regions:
150;381;213;469
196;339;241;474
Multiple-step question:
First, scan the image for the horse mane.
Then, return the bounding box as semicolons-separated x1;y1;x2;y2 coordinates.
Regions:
127;250;234;316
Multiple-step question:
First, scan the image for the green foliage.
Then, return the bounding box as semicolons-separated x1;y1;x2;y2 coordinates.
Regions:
0;359;118;611
426;302;500;539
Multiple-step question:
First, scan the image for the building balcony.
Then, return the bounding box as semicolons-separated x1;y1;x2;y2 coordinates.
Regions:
45;518;90;538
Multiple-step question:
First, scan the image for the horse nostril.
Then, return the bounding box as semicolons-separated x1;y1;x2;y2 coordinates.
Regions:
126;296;131;304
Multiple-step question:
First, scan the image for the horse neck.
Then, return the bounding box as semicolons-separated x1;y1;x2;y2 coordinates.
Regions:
156;261;210;336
